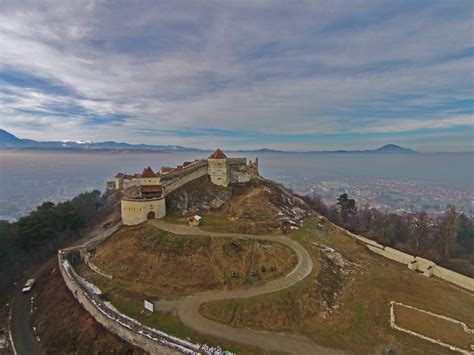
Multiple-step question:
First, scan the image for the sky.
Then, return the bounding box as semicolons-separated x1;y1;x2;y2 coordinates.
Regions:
0;0;473;152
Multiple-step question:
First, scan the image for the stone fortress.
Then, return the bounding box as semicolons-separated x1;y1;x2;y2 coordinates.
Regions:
110;149;259;225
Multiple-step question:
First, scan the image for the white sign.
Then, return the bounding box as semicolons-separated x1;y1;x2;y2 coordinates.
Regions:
144;300;154;312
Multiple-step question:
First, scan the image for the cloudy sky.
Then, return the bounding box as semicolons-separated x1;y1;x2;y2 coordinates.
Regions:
0;0;472;151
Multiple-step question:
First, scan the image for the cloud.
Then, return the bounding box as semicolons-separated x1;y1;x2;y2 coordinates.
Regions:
0;0;472;151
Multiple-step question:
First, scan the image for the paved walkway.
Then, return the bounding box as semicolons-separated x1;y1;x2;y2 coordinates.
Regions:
151;220;344;354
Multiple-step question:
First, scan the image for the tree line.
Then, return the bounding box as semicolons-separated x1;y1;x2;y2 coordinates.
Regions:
303;193;474;277
0;190;107;291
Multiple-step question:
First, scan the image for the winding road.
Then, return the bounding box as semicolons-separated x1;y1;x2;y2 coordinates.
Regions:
151;220;344;354
9;223;121;355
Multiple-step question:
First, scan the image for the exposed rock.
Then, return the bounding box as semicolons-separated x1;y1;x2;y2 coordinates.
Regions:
166;175;233;215
312;243;357;317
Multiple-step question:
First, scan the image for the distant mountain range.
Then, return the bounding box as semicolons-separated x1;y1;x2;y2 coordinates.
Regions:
0;129;201;153
232;144;419;154
0;128;420;154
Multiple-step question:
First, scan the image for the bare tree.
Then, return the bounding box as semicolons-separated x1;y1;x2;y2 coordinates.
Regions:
413;211;429;251
439;207;459;260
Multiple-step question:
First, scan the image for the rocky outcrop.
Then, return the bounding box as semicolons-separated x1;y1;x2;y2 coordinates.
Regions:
166;175;233;215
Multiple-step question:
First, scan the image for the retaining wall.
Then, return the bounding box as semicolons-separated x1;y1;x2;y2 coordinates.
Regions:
87;260;113;279
58;251;201;354
383;247;416;264
336;225;474;292
432;266;474;292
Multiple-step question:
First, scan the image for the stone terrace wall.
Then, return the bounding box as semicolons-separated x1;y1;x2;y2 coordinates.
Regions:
58;250;204;354
334;224;474;292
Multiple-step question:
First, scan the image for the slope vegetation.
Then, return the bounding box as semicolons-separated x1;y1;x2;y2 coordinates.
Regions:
92;223;297;297
166;175;311;234
201;217;474;354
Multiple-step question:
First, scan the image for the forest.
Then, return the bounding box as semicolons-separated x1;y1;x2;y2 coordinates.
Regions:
0;190;108;291
303;193;474;277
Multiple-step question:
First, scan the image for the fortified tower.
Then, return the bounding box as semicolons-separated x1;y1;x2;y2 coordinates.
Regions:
207;148;230;187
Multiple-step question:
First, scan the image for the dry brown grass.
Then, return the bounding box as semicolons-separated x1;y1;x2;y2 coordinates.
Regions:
31;262;143;354
92;223;297;298
192;179;310;235
75;263;278;355
201;217;474;354
393;303;474;351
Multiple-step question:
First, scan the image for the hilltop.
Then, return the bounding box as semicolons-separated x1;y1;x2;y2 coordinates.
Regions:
8;149;473;354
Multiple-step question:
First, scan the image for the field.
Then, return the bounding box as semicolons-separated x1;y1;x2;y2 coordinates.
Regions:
200;217;474;354
92;223;297;298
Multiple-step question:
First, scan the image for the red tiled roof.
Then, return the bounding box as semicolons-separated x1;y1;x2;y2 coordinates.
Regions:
160;167;174;173
141;166;157;178
140;185;163;193
209;148;227;159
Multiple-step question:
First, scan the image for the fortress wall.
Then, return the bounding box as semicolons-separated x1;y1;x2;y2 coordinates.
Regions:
160;160;207;183
344;229;385;249
227;157;247;166
383;247;416;264
342;224;474;291
58;253;185;354
366;244;386;256
432;266;474;292
87;261;113;279
123;179;140;189
163;163;209;193
121;198;166;225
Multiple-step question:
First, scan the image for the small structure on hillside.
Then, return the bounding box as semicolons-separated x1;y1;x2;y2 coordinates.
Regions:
188;215;202;226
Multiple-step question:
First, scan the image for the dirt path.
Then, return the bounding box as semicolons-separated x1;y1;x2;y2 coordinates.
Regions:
151;220;344;355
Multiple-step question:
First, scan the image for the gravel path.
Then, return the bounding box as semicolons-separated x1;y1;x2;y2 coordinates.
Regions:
151;220;344;355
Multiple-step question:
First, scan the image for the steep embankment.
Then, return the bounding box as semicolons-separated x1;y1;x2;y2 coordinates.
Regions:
30;261;144;354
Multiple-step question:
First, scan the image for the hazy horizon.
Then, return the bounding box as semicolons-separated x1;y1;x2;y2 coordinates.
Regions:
1;150;472;222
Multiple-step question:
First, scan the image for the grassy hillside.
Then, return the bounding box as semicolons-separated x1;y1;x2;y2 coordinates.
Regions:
166;177;311;235
201;217;474;354
92;223;297;298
